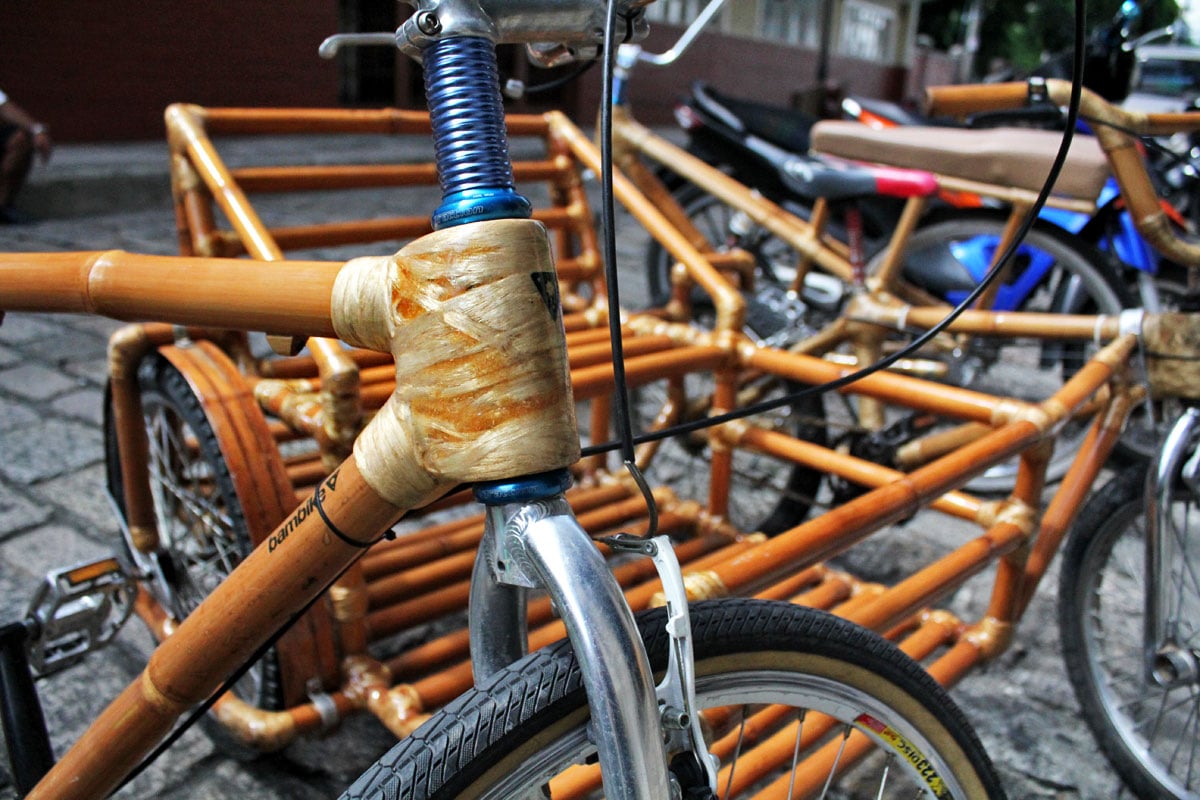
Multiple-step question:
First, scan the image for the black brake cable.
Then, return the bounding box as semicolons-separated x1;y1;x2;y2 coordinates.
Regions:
599;0;661;537
583;0;1088;460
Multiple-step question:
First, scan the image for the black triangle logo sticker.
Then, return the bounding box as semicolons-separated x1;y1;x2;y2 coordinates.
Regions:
531;272;561;321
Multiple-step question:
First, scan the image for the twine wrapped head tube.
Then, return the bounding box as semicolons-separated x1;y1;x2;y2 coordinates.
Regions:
1143;312;1200;400
331;219;580;508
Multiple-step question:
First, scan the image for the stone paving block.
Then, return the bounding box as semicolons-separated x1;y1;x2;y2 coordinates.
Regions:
33;464;121;539
50;387;106;427
62;356;112;387
0;524;113;585
21;331;108;368
0;363;83;402
0;344;19;369
0;485;53;538
0;418;103;484
0;314;61;346
59;315;125;339
0;401;39;432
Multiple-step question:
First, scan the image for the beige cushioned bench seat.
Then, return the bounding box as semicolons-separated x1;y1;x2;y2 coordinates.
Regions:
811;121;1112;203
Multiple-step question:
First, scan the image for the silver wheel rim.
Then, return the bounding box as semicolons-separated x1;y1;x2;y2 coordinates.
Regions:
474;668;976;799
1079;499;1200;797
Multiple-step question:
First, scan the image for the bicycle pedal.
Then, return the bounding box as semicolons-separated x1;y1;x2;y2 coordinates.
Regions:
24;556;136;677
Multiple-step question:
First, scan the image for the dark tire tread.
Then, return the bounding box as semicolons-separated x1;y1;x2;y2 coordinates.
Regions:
342;599;1003;800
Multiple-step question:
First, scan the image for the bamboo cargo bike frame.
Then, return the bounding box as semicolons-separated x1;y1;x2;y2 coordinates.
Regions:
3;5;1200;798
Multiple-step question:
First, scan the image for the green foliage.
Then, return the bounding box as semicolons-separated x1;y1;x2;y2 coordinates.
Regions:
919;0;1181;76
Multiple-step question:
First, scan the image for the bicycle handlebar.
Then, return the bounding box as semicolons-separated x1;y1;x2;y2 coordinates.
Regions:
632;0;729;66
926;78;1200;271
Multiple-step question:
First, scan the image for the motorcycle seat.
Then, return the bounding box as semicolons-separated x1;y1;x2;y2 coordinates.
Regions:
779;156;939;201
691;81;817;154
810;121;1111;203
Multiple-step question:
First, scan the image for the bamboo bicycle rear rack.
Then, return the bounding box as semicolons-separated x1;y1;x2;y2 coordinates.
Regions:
83;94;1199;792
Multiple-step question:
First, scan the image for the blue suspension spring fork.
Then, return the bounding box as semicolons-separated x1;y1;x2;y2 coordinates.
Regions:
424;35;568;500
426;36;533;230
426;36;673;800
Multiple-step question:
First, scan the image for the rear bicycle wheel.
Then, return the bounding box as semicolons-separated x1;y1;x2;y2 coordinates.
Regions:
645;183;805;314
105;355;284;736
342;600;1004;799
631;372;827;535
874;211;1131;492
1058;463;1200;799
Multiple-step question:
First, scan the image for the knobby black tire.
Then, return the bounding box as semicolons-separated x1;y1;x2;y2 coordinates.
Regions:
342;600;1004;799
1058;464;1200;799
105;355;284;751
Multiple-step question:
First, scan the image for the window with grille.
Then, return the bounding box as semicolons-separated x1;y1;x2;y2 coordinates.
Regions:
757;0;823;48
837;0;896;62
645;0;708;26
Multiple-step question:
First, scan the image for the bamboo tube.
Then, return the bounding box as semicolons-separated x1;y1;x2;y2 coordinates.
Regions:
742;345;1026;425
791;572;856;610
752;565;828;601
566;326;622;346
267;217;433;250
856;301;1128;342
864;194;929;294
894;421;993;469
569;345;730;400
198;106;550;137
0;250;341;337
851;516;1030;636
735;425;983;521
547;111;747;333
1016;387;1134;617
27;460;404;800
935;173;1097;214
707;369;737;520
167;105;283;261
973;205;1029;312
567;334;676;369
107;324;174;554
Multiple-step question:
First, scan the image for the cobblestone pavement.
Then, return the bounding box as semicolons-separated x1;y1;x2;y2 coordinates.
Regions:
0;135;1128;799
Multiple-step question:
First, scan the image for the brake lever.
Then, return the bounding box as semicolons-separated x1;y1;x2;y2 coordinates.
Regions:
318;32;399;59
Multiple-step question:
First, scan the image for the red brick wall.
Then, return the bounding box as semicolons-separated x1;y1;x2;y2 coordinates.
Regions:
573;24;906;127
0;2;340;141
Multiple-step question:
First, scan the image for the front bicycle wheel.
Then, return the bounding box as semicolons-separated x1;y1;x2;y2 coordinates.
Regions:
1058;464;1200;799
342;600;1004;799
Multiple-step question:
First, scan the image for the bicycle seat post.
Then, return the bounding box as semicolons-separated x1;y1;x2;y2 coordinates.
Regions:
403;5;673;797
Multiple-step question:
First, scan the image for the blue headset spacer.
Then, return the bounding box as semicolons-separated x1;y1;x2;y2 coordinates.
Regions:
432;188;533;230
473;468;572;505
